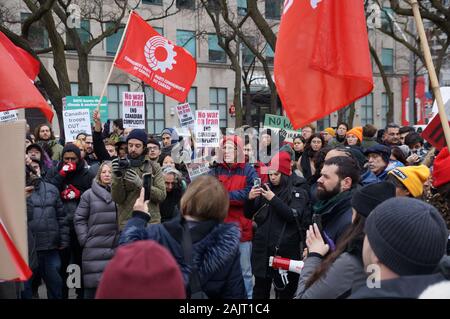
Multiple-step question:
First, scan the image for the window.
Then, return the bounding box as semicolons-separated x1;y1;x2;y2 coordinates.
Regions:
207;0;220;12
107;84;129;120
242;38;255;66
317;115;331;131
67;19;90;48
265;0;281;20
381;48;394;72
210;88;228;128
176;0;195;10
145;86;165;134
70;82;92;96
176;30;196;58
381;93;390;128
208;34;226;63
360;93;374;126
21;12;48;49
142;0;162;5
153;27;163;36
265;44;274;65
187;87;197;112
381;7;394;32
106;23;124;56
237;0;247;16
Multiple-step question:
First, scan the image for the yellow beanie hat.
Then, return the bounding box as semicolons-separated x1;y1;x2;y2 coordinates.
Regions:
324;127;336;137
388;165;430;197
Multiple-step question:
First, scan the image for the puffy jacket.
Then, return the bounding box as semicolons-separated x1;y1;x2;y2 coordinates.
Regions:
74;180;120;288
244;174;311;278
27;179;69;251
119;213;246;299
112;156;166;228
209;163;258;242
47;139;64;161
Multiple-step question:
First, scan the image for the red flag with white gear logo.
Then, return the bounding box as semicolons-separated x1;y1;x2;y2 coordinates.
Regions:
114;12;197;102
274;0;374;129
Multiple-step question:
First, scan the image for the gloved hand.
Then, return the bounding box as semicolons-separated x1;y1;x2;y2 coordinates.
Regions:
124;169;143;189
59;162;77;177
60;184;81;200
111;158;121;177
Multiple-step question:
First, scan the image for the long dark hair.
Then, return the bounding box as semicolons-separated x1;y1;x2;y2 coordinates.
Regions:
305;133;325;157
305;213;366;289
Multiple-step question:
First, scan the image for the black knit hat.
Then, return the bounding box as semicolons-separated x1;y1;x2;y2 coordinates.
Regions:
62;143;81;160
126;129;148;145
364;144;391;164
365;197;448;276
351;182;396;218
147;138;161;149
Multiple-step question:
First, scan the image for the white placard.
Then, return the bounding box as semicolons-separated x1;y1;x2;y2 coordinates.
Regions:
0;110;18;123
187;159;211;181
176;103;195;128
63;108;92;142
195;110;220;147
122;92;145;129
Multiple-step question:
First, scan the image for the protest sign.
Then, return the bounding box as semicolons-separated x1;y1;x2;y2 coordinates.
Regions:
63;109;92;142
0;110;18;122
195;110;220;147
187;159;211;181
63;96;108;123
264;114;302;142
176;103;195;128
122;92;145;129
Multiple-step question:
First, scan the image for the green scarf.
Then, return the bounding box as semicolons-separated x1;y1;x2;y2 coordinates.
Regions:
313;191;351;215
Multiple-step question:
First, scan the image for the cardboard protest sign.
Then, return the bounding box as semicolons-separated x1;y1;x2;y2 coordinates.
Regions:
195;110;220;147
63;109;92;142
0;120;32;281
264;114;302;142
122;92;145;129
187;158;211;181
0;110;18;122
176;103;195;128
63;96;108;124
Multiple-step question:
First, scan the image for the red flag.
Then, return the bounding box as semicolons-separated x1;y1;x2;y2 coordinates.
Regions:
0;32;40;81
115;12;197;102
422;115;448;150
275;0;374;129
0;41;53;122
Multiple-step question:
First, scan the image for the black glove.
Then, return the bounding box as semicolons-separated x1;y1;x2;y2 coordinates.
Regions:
111;158;121;177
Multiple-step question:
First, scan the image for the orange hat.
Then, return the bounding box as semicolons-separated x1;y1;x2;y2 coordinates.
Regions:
346;127;363;142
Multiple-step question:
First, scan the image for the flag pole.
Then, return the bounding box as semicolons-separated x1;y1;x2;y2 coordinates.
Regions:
96;11;134;111
410;0;450;152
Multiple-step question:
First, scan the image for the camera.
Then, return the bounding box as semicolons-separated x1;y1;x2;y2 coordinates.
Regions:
118;157;131;170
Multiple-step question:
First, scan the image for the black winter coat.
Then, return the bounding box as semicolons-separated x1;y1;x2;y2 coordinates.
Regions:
244;175;311;278
74;180;119;288
160;188;183;223
27;180;70;251
119;213;246;299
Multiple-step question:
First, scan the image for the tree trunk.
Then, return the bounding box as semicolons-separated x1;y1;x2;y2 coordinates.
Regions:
233;66;243;128
77;50;90;96
348;103;356;128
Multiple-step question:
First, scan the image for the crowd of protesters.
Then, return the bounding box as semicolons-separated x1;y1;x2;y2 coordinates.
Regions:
1;116;449;300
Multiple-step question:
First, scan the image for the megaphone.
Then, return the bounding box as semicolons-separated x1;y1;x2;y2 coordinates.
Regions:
269;256;304;274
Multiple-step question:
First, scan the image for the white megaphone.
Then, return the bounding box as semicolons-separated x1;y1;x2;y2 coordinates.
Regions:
269;256;304;274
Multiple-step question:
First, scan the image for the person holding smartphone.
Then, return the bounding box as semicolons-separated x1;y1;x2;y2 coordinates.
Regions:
244;151;311;299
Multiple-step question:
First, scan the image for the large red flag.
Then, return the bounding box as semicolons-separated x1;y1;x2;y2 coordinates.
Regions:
275;0;374;129
0;32;40;81
0;41;53;122
115;12;197;102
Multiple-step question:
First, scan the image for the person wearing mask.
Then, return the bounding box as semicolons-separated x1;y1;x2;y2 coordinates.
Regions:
350;198;450;298
74;162;120;299
294;182;396;299
111;129;166;228
245;152;311;299
119;176;246;299
405;133;427;165
34;123;63;161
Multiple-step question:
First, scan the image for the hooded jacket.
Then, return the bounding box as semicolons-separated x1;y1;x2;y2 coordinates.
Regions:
119;213;246;299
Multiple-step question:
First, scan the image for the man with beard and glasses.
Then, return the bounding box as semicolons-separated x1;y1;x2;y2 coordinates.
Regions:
312;156;360;251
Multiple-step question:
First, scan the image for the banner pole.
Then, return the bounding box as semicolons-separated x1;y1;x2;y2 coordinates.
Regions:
410;0;450;151
96;11;134;111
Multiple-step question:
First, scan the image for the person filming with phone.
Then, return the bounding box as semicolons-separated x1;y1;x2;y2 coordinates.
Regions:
244;151;311;299
111;129;166;228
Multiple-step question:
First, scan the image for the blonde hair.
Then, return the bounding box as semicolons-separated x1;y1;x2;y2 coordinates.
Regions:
72;139;86;151
96;161;112;185
180;175;229;221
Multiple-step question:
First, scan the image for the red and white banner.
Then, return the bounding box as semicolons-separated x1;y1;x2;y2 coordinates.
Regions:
115;12;197;103
401;76;432;126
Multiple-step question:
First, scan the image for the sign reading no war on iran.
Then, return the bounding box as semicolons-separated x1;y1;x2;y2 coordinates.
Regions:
195;110;220;147
63;109;92;142
122;92;145;129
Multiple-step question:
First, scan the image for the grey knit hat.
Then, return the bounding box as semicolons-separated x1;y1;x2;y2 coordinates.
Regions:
365;197;448;276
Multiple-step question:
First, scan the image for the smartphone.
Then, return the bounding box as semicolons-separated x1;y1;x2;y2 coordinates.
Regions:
253;177;261;188
142;173;152;202
311;214;326;243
